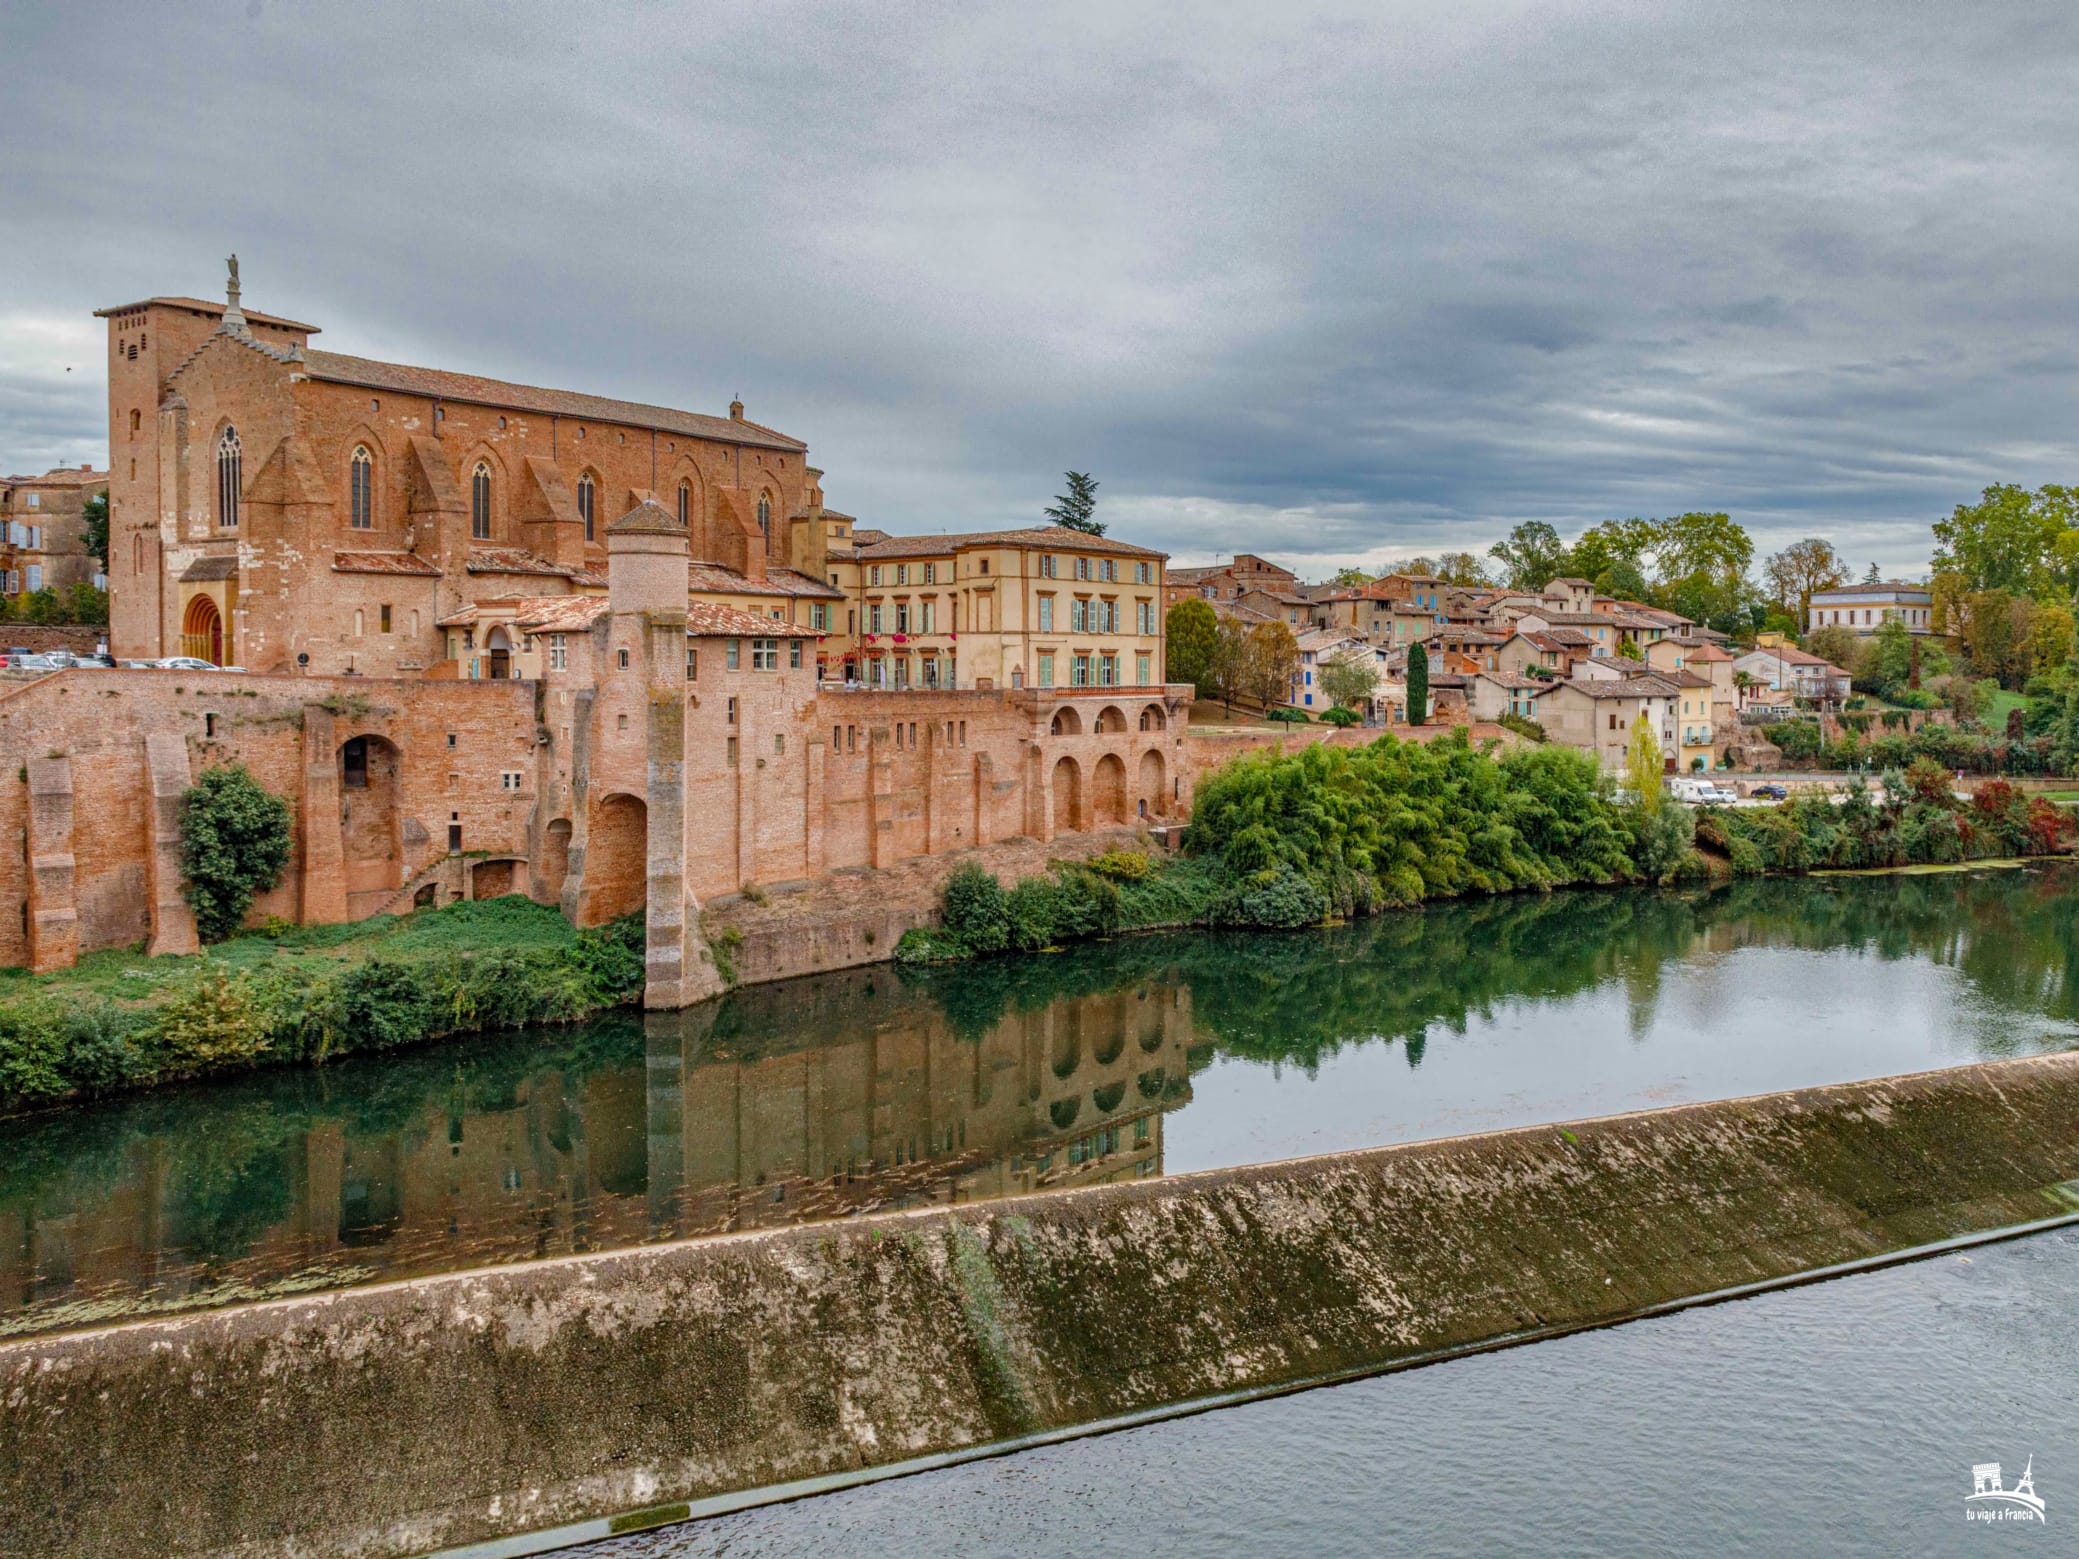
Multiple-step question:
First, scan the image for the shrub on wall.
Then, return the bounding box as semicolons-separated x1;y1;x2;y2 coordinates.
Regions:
179;765;294;943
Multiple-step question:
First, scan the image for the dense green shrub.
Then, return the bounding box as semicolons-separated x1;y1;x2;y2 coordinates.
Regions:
1497;712;1548;743
940;862;1010;953
179;765;294;942
1319;705;1361;727
1266;706;1311;723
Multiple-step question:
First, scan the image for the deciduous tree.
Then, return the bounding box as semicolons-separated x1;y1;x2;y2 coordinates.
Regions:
1318;648;1379;711
1165;598;1219;694
1762;538;1849;622
1489;521;1565;592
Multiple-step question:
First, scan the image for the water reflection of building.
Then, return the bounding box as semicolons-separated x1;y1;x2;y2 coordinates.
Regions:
0;973;1196;1336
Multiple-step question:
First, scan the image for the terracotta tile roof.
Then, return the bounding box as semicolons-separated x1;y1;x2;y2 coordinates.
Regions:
685;601;819;638
299;350;805;452
1478;671;1548;690
513;597;611;633
466;547;582;578
847;527;892;547
332;550;443;577
179;554;241;582
1560;675;1681;699
1526;610;1622;627
854;525;1167;561
1682;642;1736;662
94;296;320;333
687;561;845;599
434;605;479;627
1536;627;1596;647
4;466;107;487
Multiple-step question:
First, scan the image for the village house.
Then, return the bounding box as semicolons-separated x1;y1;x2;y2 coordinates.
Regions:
0;464;107;598
1534;675;1681;773
1734;643;1851;702
1807;581;1934;634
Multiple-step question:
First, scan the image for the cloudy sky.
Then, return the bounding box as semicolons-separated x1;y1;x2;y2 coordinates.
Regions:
2;0;2075;577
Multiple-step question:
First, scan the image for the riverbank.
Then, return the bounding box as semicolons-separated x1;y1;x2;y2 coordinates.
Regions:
0;898;644;1116
8;1050;2078;1559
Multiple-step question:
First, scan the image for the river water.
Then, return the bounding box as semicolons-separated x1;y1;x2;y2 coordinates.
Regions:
609;1227;2079;1557
4;862;2077;1339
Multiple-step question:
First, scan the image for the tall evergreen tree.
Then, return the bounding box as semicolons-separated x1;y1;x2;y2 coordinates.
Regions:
1406;642;1429;725
1044;472;1104;535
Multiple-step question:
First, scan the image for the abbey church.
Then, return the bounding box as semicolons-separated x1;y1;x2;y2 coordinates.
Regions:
0;266;1193;1003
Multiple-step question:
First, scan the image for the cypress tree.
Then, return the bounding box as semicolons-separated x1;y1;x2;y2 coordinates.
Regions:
1407;642;1429;726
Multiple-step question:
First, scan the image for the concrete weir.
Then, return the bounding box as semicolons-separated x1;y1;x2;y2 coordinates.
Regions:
7;1053;2079;1558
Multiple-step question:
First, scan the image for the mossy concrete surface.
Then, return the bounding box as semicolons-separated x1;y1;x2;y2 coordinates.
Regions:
8;1052;2079;1558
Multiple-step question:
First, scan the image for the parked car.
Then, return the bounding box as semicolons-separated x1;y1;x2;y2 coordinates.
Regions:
1668;777;1736;805
1750;782;1788;800
151;656;222;671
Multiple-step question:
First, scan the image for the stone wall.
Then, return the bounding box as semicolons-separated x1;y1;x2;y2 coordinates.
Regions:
6;1052;2077;1558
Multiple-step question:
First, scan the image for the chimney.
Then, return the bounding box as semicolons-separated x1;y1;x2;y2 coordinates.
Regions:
80;463;91;473
729;396;744;422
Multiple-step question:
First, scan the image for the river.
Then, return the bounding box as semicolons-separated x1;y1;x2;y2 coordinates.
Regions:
4;862;2077;1340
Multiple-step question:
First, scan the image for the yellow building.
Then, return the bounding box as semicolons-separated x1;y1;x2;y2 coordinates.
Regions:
806;523;1168;691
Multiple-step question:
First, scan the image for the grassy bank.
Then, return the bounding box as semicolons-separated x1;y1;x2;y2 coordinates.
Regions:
0;897;644;1116
898;730;2073;965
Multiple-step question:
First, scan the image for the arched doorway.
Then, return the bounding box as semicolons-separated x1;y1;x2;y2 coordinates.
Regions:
1137;749;1166;816
1051;754;1083;835
579;792;647;925
339;734;403;919
539;818;572;902
1093;753;1127;826
1139;704;1167;732
182;595;224;665
1095;705;1128;734
1051;706;1082;736
486;626;514;680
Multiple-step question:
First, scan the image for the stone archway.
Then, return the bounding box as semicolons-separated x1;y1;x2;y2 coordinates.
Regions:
539;818;572;902
1095;705;1128;734
1137;748;1166;817
1051;706;1082;736
1051;754;1083;835
485;625;514;681
579;792;648;925
339;734;403;920
182;594;224;665
1093;753;1128;826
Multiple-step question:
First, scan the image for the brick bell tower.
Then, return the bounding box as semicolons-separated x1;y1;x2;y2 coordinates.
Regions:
605;498;720;1007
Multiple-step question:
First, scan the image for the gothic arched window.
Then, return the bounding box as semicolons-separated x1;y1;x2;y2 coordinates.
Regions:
756;492;771;538
578;472;597;541
471;462;492;540
678;481;690;527
215;426;242;529
350;446;374;529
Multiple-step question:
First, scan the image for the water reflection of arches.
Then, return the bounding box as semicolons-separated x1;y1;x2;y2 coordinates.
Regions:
1137;749;1166;818
181;594;224;665
1051;1026;1082;1079
1095;705;1128;734
1049;1097;1081;1130
581;793;647;925
1092;1081;1126;1113
1051;754;1083;834
1093;753;1127;826
339;734;403;918
1051;706;1082;736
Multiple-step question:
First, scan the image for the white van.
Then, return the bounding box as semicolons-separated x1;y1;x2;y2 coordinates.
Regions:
1668;776;1735;805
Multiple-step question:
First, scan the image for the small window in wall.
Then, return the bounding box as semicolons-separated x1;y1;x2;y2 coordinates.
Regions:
449;814;463;853
617;713;629;732
678;482;691;526
578;473;596;541
130;409;141;437
789;639;802;669
204;712;218;739
446;732;457;748
774;733;785;755
617;648;630;669
726;696;738;724
757;493;771;537
500;771;523;791
726;638;740;670
686;646;698;680
343;736;370;789
549;635;567;671
379;604;392;633
727;736;739;765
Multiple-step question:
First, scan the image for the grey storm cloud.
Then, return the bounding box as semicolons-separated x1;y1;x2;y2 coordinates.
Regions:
2;0;2076;578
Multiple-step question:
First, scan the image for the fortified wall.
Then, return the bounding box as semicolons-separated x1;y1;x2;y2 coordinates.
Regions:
0;509;1194;1000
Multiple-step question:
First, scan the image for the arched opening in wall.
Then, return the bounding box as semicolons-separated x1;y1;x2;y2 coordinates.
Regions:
1138;748;1166;817
182;595;223;665
540;818;572;902
338;734;404;919
1050;754;1082;834
1093;753;1127;826
1095;705;1128;734
1050;706;1082;737
581;792;648;925
485;625;513;681
1139;704;1167;732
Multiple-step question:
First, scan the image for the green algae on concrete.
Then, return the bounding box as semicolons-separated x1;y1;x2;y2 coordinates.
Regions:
6;1052;2079;1559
